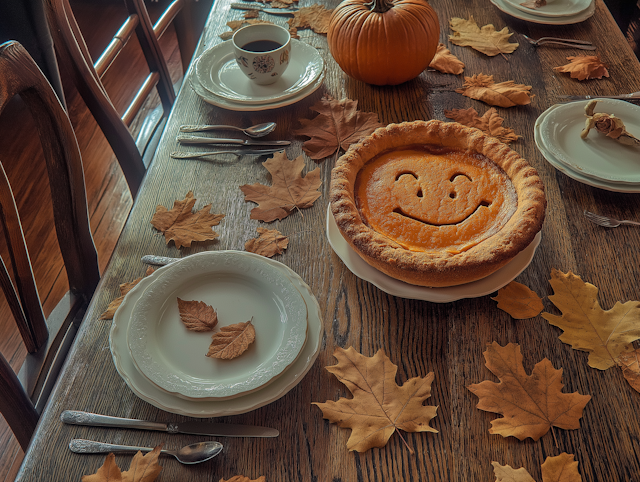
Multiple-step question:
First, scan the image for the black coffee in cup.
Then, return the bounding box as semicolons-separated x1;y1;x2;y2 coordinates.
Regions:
241;40;282;52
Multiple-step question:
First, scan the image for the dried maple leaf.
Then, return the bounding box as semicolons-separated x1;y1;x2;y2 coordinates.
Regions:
617;348;640;393
456;74;533;107
82;446;162;482
492;453;582;482
220;19;275;40
554;55;609;81
177;298;218;332
444;107;519;143
150;191;225;249
99;267;155;320
207;319;256;359
287;4;332;34
245;227;289;257
239;152;322;222
429;43;465;75
294;95;384;160
541;269;640;370
449;16;518;57
219;477;266;482
313;347;438;453
491;281;544;319
468;342;591;441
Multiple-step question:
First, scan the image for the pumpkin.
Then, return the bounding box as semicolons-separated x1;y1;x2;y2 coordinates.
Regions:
327;0;440;86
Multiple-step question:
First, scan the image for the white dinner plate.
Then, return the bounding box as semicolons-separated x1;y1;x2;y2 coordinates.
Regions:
110;252;322;417
127;251;308;400
490;0;594;24
503;0;592;18
537;100;640;185
195;39;324;105
326;204;541;303
535;110;640;193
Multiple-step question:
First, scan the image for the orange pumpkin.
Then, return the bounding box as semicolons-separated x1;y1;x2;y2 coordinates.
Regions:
327;0;440;86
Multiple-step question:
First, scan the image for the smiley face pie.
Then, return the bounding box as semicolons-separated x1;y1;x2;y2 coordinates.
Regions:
330;120;546;288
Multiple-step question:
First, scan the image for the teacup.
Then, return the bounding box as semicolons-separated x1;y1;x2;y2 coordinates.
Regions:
232;24;292;85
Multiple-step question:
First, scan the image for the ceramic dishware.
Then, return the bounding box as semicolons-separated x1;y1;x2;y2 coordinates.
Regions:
232;24;291;85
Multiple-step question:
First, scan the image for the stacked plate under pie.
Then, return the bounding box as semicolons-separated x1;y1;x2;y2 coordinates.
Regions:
190;39;325;111
490;0;594;24
109;250;322;417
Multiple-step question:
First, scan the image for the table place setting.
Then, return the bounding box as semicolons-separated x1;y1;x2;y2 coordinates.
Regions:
490;0;595;24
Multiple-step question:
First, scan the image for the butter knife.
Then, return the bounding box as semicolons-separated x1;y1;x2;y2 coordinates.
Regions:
141;254;178;266
177;135;290;146
171;148;284;159
230;2;297;14
558;91;640;101
61;410;279;438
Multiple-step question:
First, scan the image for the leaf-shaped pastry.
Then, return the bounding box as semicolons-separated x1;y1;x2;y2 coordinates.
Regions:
177;298;218;332
554;55;609;81
456;74;533;107
245;227;289;257
491;281;544;319
207;319;256;360
449;16;518;57
468;342;591;441
444;107;519;143
429;43;465;75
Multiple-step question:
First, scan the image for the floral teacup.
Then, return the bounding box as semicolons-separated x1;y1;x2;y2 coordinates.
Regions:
232;24;291;86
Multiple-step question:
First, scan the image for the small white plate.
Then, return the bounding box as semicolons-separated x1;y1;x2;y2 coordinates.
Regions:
503;0;592;18
127;251;307;400
538;100;640;185
326;205;541;303
490;0;594;24
194;39;324;105
110;252;322;417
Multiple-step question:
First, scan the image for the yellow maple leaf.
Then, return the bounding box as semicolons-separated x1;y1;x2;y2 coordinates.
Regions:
429;43;465;75
491;281;544;319
82;447;162;482
554;55;609;81
542;269;640;370
456;74;533;107
313;347;438;453
449;16;518;57
492;453;582;482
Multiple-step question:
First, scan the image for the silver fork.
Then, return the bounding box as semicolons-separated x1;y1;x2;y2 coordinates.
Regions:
583;210;640;228
523;34;596;50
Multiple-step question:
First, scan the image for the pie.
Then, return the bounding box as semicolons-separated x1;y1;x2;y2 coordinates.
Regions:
330;120;546;288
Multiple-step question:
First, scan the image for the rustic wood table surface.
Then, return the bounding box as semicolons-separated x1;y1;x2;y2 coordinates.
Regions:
15;0;640;480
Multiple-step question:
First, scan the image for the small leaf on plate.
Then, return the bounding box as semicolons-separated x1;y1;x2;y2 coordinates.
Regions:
177;298;218;332
207;319;256;360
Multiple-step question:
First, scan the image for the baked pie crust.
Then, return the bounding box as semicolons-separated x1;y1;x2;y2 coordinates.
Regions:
330;120;546;288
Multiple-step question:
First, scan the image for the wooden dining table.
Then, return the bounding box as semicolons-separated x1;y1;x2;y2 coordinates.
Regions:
14;0;640;480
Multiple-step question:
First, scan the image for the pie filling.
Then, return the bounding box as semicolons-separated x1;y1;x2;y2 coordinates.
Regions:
354;147;518;254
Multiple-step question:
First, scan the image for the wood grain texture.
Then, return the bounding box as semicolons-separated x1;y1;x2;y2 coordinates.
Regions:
12;1;640;481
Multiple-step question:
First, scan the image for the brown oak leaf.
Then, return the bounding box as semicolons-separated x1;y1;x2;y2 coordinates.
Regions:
220;19;275;40
449;16;519;57
207;319;256;359
492;453;582;482
177;298;218;332
287;4;332;34
617;348;640;393
99;267;155;320
444;107;519;143
219;477;266;482
294;95;384;160
554;55;609;81
456;74;533;107
239;152;322;222
150;191;225;248
468;342;591;441
429;43;465;75
541;269;640;370
245;227;289;257
313;347;438;453
491;281;544;319
82;446;162;482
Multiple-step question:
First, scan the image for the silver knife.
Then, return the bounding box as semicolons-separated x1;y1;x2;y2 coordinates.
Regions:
171;148;284;159
177;135;290;146
61;410;279;438
558;91;640;101
230;2;297;14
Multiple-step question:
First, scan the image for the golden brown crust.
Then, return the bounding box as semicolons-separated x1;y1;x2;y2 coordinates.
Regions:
329;120;546;288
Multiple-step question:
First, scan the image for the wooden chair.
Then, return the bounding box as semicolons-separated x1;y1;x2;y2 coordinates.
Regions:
0;40;100;451
44;0;199;197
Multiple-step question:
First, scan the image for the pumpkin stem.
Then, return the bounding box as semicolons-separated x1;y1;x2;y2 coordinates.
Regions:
364;0;393;13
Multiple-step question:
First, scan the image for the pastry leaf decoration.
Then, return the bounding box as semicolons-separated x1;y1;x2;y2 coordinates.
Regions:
554;55;609;81
245;227;289;257
240;152;322;222
82;446;163;482
177;298;218;332
448;16;519;57
207;319;256;360
468;342;591;441
491;281;544;319
444;107;519;143
456;74;533;107
313;347;438;453
429;43;465;75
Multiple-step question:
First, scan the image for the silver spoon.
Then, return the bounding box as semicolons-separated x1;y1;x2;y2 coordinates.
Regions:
179;122;277;137
69;439;223;465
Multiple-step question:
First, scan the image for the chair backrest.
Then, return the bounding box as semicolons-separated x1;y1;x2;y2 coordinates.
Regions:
0;40;100;451
44;0;198;197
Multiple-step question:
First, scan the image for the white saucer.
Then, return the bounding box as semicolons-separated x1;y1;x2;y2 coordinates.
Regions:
325;204;541;303
503;0;592;18
195;39;324;105
110;252;322;417
537;100;640;185
128;251;308;401
491;0;594;24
